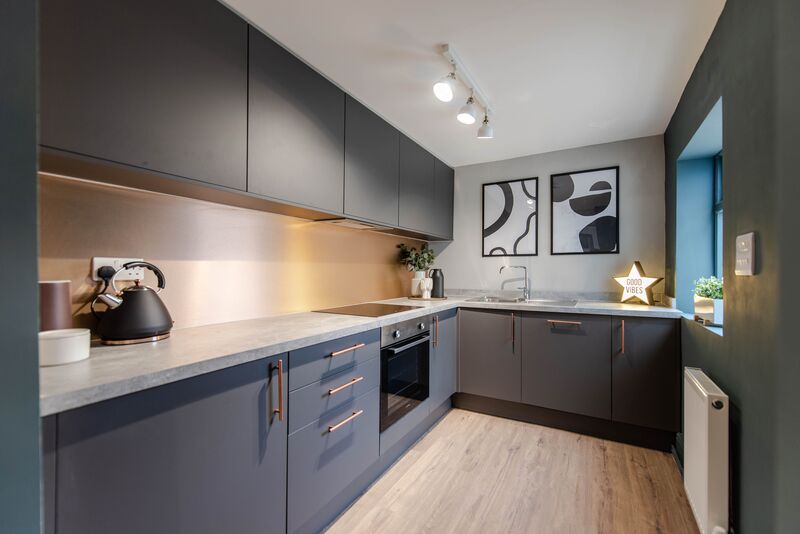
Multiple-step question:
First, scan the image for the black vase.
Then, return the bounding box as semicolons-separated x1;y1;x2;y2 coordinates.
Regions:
429;269;444;298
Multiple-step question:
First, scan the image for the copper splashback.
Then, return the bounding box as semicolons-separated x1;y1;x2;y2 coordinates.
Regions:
38;174;420;331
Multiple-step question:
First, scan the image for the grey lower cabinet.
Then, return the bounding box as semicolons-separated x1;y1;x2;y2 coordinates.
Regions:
344;96;400;226
52;354;288;534
521;313;612;419
288;329;379;391
248;27;345;213
430;308;458;407
287;332;381;533
611;317;680;431
458;309;521;403
287;386;380;533
40;0;248;190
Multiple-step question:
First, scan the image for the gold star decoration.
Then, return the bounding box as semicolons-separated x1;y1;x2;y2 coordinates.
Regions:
614;261;663;305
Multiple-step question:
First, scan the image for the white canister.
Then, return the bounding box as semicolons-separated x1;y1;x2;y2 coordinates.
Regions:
39;328;91;366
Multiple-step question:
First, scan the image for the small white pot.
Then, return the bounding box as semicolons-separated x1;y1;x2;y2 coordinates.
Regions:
410;271;426;297
694;295;724;325
39;328;91;366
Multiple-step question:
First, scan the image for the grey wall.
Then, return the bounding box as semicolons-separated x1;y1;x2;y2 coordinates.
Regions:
675;158;714;312
0;1;41;533
665;0;799;531
434;135;665;297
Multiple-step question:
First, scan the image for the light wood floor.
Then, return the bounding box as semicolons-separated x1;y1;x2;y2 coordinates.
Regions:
327;409;698;534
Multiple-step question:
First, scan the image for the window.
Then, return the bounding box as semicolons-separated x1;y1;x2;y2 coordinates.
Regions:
713;153;723;277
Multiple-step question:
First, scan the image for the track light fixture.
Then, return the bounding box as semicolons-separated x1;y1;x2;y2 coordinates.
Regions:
457;96;478;125
477;114;494;139
433;71;456;102
433;44;494;137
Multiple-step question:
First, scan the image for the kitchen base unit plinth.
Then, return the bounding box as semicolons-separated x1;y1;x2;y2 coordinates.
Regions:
453;393;675;452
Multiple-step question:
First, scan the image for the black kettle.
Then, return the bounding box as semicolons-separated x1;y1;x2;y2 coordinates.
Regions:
95;261;174;345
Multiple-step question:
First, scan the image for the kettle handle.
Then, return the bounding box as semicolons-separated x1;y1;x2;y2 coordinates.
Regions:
111;261;166;294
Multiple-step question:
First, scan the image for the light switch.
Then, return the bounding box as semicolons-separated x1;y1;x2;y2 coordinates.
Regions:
735;232;755;276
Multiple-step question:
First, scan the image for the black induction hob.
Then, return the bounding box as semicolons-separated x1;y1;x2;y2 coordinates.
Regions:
315;303;421;317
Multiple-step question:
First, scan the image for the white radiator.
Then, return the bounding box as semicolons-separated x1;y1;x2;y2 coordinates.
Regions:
683;367;729;534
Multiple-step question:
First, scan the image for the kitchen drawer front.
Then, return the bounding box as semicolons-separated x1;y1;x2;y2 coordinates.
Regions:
521;313;611;419
289;329;379;391
288;387;380;533
289;357;379;434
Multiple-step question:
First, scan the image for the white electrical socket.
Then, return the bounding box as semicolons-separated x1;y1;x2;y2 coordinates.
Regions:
92;257;145;282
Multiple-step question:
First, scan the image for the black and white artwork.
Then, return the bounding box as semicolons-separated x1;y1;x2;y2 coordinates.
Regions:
550;166;619;255
482;178;538;256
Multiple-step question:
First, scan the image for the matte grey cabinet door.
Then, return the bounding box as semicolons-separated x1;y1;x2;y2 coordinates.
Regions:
434;159;455;239
458;309;521;403
248;28;345;213
288;387;379;533
55;355;287;534
612;317;680;431
430;308;458;408
40;0;247;190
398;135;436;233
289;328;380;391
521;313;611;419
289;356;379;434
344;96;399;226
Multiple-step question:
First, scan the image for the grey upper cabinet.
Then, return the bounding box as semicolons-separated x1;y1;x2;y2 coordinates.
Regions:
612;317;680;431
344;96;400;226
521;313;611;419
54;355;287;534
430;309;458;408
40;0;248;190
248;28;345;213
459;309;521;403
433;159;455;239
398;135;436;233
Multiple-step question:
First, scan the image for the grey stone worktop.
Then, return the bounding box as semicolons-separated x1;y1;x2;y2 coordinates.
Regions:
39;295;680;416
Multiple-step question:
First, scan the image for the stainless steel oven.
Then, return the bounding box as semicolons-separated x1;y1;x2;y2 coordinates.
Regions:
380;317;430;432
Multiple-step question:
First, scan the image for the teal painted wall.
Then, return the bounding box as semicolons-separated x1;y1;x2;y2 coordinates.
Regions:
775;0;800;531
666;0;800;531
675;158;715;312
0;1;41;533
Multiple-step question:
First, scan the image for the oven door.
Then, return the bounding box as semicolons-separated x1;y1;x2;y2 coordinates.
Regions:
380;333;430;432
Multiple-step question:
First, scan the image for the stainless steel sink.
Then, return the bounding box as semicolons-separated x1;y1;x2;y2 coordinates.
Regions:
523;299;577;307
465;296;524;303
465;296;577;307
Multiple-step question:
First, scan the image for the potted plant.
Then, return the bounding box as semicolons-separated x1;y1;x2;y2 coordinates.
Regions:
693;276;724;325
397;243;435;296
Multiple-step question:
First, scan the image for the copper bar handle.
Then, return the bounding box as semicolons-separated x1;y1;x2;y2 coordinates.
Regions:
328;376;364;396
328;410;364;433
621;320;625;354
330;342;366;358
273;359;284;422
511;312;516;353
546;319;582;326
434;315;440;347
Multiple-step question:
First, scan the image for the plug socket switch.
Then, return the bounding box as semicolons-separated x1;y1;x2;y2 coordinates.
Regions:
92;257;145;282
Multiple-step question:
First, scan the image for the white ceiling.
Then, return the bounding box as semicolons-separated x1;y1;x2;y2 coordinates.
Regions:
223;0;725;167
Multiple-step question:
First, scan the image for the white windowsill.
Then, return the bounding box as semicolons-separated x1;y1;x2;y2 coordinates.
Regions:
681;313;724;337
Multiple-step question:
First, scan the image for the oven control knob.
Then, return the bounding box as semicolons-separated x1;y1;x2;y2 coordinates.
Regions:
418;322;426;330
392;330;401;339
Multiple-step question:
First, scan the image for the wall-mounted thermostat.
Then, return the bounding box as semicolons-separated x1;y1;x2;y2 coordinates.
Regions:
735;232;755;276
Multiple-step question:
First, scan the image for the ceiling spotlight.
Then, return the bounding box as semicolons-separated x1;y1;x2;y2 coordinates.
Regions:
477;114;494;139
433;72;456;102
457;96;478;125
